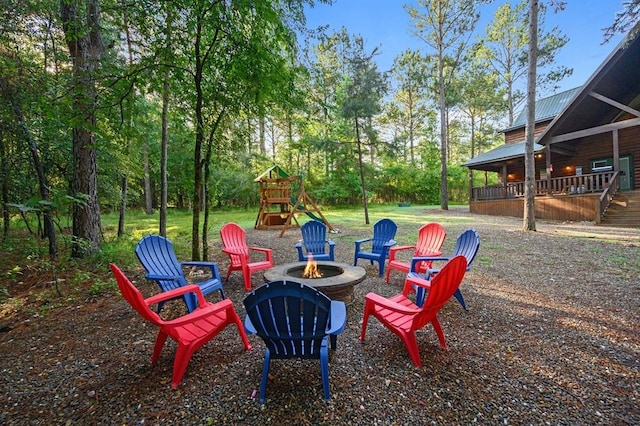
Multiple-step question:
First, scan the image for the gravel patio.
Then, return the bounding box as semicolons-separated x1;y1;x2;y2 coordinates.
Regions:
1;209;638;425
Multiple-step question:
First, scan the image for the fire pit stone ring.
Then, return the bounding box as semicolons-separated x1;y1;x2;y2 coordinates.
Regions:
263;261;366;305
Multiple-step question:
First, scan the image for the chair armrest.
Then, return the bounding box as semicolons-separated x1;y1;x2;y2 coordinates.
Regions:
164;299;236;327
326;301;347;335
402;274;432;295
364;292;419;314
389;245;416;261
410;256;450;272
328;240;336;247
145;284;206;307
425;267;441;276
248;247;273;261
383;239;397;248
248;246;271;253
354;237;372;251
145;273;183;281
390;245;415;253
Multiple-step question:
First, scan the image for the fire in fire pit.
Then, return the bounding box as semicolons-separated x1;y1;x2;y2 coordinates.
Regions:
263;261;366;305
303;254;323;278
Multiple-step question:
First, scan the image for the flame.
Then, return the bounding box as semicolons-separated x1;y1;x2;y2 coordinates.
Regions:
303;253;323;278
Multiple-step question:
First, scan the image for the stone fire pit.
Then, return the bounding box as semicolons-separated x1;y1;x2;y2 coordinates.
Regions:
263;261;366;305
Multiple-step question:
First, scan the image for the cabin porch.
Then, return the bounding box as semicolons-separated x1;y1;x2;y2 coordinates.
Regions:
469;171;619;223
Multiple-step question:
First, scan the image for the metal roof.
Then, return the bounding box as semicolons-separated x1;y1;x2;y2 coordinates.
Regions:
462;140;544;168
508;87;581;129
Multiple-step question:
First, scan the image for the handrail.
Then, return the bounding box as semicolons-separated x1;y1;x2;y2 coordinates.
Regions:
596;171;619;223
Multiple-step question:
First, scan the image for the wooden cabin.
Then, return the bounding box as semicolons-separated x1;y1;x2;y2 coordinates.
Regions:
463;29;640;227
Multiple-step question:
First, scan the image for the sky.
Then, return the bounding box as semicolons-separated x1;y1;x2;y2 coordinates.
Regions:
304;0;628;97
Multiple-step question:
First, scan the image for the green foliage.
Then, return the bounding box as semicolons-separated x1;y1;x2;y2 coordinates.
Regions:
86;278;117;297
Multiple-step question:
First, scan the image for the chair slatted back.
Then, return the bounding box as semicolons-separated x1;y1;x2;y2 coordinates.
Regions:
415;223;447;257
414;255;467;330
452;229;481;267
243;280;332;359
110;264;162;325
300;221;328;255
371;218;397;254
220;222;249;267
135;235;187;291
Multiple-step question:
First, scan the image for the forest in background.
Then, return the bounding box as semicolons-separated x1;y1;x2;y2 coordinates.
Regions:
0;0;586;259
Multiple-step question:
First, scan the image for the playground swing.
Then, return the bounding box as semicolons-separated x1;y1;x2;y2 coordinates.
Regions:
253;165;335;237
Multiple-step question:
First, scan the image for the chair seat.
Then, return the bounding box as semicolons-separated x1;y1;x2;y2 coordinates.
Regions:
249;260;273;271
170;299;239;342
370;294;417;332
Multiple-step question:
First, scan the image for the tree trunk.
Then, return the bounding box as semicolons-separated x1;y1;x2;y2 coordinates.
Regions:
438;48;449;210
117;176;127;237
160;78;169;237
355;115;370;225
61;0;104;258
409;91;415;165
159;6;173;237
468;114;476;202
523;0;538;231
0;76;57;258
143;142;153;214
259;115;266;154
192;87;203;260
118;7;134;238
1;125;9;239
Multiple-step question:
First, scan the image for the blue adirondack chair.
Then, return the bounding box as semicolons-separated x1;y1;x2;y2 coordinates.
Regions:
243;280;347;403
135;235;225;313
406;228;480;310
295;220;336;261
353;218;398;277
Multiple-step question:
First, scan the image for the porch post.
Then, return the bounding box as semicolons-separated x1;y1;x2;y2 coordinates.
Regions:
612;129;619;171
502;164;508;198
545;144;552;195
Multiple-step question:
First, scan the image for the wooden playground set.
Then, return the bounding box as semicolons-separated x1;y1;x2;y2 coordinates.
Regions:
253;165;335;237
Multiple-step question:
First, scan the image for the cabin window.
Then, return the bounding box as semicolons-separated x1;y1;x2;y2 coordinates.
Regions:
592;159;609;169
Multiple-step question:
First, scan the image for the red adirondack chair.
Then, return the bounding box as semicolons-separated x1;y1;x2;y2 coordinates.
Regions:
220;222;273;291
110;264;251;388
359;255;467;367
385;222;447;283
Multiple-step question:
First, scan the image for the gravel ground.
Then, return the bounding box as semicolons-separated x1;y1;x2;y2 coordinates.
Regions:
1;209;639;425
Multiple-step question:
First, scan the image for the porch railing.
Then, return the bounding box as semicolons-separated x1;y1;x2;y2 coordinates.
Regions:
471;171;617;201
596;172;620;223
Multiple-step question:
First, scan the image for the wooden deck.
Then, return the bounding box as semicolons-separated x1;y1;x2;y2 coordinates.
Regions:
469;171;623;223
469;193;601;222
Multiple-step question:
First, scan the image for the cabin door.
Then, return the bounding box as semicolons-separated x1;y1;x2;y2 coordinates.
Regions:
619;156;631;190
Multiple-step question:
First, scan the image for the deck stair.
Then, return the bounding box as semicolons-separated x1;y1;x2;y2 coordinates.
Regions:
600;190;640;228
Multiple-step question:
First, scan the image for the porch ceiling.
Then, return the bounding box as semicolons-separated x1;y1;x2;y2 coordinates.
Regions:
541;31;640;141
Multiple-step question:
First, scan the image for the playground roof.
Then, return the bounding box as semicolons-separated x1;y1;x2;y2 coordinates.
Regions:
254;165;291;182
